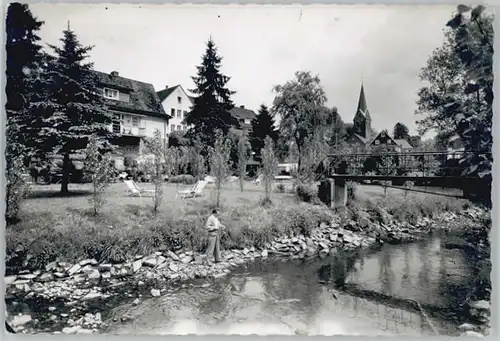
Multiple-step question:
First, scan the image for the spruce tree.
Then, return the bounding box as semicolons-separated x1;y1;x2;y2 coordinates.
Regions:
5;3;47;221
45;27;115;193
249;104;279;162
186;37;237;148
6;3;47;162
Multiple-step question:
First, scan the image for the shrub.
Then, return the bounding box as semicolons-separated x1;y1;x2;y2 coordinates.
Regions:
168;174;195;184
276;183;285;193
5;156;30;223
346;181;357;202
295;182;318;203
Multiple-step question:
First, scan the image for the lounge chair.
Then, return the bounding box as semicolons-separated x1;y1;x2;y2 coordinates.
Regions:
252;174;264;186
124;179;155;197
176;180;208;199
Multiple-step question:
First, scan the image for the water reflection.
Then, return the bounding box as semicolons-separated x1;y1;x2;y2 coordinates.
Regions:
106;236;478;336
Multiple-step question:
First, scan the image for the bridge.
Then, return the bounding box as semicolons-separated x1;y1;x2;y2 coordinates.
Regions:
315;150;492;210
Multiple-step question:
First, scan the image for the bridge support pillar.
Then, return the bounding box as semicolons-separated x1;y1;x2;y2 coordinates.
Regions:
319;178;347;212
333;178;347;213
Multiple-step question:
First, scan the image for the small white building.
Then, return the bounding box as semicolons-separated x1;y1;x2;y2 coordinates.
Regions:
157;85;194;134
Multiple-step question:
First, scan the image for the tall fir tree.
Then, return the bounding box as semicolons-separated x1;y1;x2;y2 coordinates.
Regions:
185;37;237;148
249;104;279;162
6;3;47;162
45;26;115;193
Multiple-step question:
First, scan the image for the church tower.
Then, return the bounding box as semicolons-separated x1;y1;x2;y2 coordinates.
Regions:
353;83;372;139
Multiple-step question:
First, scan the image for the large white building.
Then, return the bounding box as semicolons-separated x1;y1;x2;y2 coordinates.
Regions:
157;84;194;134
93;70;171;168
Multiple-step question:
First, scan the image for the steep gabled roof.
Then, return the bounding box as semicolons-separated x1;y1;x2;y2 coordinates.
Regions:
394;139;414;150
368;130;399;146
157;86;178;101
157;85;195;104
229;106;257;120
93;71;166;117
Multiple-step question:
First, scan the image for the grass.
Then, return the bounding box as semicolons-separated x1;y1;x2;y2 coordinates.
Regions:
5;180;473;270
6;180;334;269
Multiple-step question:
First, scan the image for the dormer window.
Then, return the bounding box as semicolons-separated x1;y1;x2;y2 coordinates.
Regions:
103;88;119;100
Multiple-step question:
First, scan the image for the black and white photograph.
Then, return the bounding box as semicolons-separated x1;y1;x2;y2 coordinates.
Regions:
4;2;493;337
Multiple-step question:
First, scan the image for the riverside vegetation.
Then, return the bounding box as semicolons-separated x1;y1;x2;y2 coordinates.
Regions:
5;181;491;336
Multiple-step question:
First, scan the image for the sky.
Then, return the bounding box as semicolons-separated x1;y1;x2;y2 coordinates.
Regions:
29;3;456;135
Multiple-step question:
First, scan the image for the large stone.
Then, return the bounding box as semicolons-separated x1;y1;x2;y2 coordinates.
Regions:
38;273;54;282
167;250;180;261
82;292;102;301
150;289;161;297
99;263;112;272
81;265;94;273
62;326;82;334
79;259;98;266
132;260;143;272
470;300;490;310
45;261;58;272
67;264;82;276
459;323;476;332
11;314;32;327
87;270;101;280
180;256;193;264
143;257;157;267
18;273;38;280
261;250;268;258
169;263;179;272
5;276;17;286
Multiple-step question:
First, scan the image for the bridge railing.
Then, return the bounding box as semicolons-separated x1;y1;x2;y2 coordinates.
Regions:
315;150;492;182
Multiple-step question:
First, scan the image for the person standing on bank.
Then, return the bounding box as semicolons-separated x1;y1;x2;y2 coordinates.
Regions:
205;209;225;263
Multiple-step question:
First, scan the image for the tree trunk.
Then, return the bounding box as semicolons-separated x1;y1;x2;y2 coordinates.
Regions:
61;152;71;194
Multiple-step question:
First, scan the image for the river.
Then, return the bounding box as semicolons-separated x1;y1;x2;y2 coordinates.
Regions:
103;235;480;336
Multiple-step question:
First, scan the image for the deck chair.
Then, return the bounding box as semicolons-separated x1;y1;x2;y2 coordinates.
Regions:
176;180;207;199
252;174;264;186
124;180;155;197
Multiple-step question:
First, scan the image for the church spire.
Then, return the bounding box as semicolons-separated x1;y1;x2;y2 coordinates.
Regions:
356;82;368;115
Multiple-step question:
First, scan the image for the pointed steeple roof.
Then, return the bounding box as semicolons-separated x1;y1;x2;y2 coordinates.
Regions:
356;82;369;116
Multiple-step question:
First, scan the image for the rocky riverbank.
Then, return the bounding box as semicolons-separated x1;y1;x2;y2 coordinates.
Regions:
5;205;489;335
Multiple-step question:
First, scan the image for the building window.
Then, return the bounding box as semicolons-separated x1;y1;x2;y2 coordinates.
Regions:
170;124;175;132
183;110;188;117
244;119;251;125
177;125;181;131
132;117;140;127
103;88;119;100
375;140;380;145
177;109;182;118
170;108;175;116
177;96;182;104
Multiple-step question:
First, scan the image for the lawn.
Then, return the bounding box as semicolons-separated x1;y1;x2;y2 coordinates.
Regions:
5;179;470;270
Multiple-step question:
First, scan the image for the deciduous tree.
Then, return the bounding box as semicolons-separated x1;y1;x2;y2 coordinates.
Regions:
84;135;115;215
393;122;410;140
237;132;250;192
142;130;166;212
416;5;493;178
209;130;233;207
261;136;279;204
272;71;328;170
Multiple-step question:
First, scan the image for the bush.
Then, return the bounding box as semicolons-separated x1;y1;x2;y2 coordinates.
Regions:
346;181;357;202
295;182;318;203
168;174;196;184
5;157;30;223
276;183;285;193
